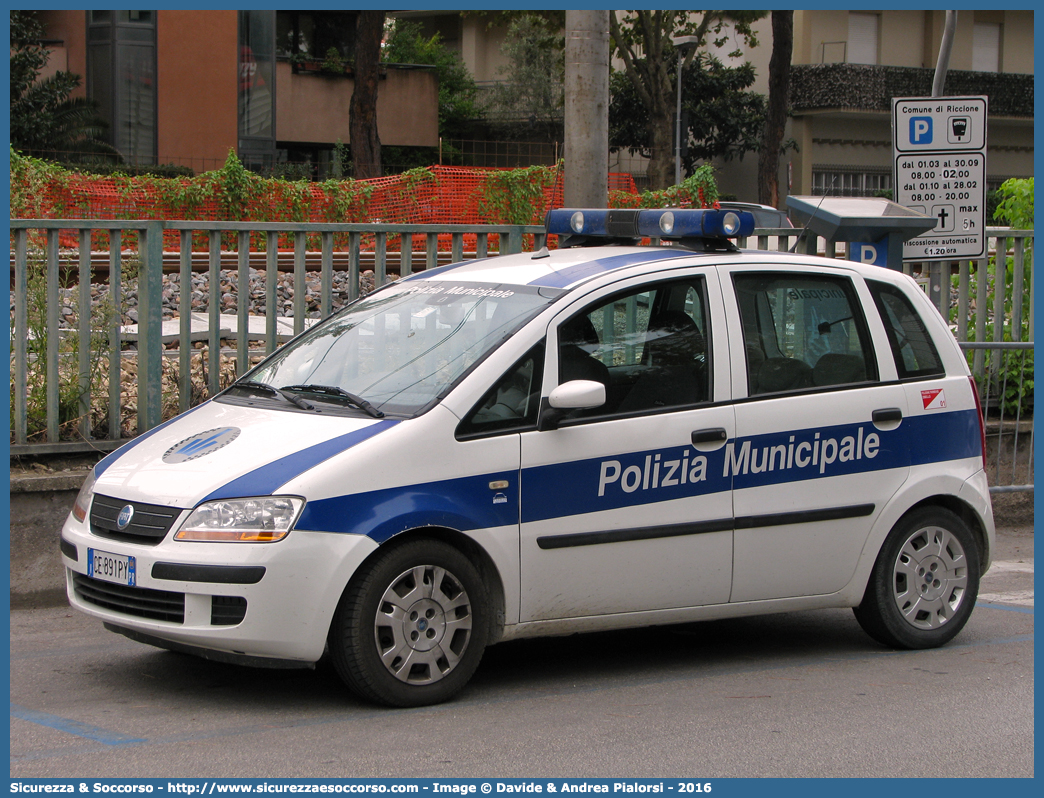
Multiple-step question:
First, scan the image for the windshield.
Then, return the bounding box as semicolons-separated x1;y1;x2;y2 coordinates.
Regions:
239;280;561;416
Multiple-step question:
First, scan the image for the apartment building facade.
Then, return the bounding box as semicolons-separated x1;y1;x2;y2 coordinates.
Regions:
391;10;1033;205
784;10;1033;201
33;10;439;175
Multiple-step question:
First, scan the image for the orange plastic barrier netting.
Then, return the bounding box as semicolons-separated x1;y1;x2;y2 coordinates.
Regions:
13;166;642;253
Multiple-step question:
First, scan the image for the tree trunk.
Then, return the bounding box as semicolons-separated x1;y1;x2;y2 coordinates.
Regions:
646;105;676;191
349;11;385;180
757;10;793;208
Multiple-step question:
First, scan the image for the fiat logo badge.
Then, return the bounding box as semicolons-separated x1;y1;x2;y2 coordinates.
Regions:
116;505;135;530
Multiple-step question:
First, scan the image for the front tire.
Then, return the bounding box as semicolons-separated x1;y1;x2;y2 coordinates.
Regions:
854;507;980;649
328;539;489;707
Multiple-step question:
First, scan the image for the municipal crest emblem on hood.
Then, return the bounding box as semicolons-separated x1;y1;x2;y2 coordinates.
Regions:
162;427;241;464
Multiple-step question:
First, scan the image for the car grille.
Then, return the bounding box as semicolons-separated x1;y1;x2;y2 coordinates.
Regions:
73;572;185;623
90;494;183;546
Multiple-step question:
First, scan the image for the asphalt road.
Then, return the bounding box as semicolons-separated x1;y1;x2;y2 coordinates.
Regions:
10;527;1033;779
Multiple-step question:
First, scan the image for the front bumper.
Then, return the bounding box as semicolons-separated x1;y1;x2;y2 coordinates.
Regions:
60;510;379;663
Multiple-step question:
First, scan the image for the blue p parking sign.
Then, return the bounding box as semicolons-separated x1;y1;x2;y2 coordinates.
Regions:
909;116;933;145
847;240;887;268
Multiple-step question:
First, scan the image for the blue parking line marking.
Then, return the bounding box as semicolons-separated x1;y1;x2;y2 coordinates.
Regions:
10;703;146;745
977;601;1034;615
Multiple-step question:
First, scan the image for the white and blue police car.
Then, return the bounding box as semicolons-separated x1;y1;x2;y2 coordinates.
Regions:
61;207;994;707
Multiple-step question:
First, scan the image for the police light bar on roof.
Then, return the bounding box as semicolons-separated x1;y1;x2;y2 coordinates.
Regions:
545;208;756;244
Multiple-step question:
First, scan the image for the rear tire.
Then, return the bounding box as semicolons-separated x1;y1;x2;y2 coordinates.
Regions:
854;507;980;649
328;539;489;707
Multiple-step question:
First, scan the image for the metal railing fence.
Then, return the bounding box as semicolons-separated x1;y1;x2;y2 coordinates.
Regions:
10;220;539;455
961;341;1034;494
9;220;1033;495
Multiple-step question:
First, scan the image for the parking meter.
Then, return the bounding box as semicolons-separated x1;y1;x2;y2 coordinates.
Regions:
785;196;938;271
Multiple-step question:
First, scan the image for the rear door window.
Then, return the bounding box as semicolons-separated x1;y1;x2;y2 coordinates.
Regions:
733;272;877;395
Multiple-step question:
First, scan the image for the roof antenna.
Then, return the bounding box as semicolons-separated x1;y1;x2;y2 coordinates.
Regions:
532;154;565;260
788;174;836;254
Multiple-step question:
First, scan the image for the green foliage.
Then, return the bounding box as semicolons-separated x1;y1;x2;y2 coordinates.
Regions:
953;178;1034;415
613;164;720;210
321;46;347;74
479;163;560;225
331;139;350;178
12;248;117;442
483;15;564;140
10;10;116;160
462;11;566;31
10;148;379;225
610;51;766;170
608;10;766;189
611;10;764;56
401;166;439;193
993;177;1034;229
996;349;1033;417
211;150;261;219
317;177;374;223
383;20;482;140
10;148;62;217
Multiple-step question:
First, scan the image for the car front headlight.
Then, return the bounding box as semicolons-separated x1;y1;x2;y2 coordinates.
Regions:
174;496;304;543
71;469;98;523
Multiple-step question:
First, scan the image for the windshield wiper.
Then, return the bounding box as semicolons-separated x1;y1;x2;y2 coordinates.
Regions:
233;380;315;411
281;384;385;418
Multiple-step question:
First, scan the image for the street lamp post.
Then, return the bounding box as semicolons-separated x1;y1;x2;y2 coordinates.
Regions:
671;35;699;187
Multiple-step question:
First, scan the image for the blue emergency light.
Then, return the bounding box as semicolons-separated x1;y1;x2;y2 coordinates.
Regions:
545;208;755;247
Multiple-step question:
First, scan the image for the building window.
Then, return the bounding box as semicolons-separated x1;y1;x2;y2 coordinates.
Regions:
239;10;276;171
972;23;1001;72
86;10;156;164
847;13;878;65
275;10;358;60
812;168;892;197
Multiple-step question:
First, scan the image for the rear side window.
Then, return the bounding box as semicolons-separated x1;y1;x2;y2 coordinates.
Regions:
734;272;877;395
868;280;945;379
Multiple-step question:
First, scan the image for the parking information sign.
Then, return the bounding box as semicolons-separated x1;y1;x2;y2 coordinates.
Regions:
893;95;987;260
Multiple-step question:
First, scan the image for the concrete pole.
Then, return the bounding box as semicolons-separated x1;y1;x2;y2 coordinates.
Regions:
930;11;958;314
564;10;610;208
932;10;958;98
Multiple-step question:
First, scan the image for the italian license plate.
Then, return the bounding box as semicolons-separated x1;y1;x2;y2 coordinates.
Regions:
88;548;136;586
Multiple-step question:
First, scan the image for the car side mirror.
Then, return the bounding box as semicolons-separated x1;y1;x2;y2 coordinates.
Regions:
537;380;606;431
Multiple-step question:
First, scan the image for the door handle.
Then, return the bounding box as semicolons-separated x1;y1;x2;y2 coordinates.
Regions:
692;428;728;446
872;408;903;424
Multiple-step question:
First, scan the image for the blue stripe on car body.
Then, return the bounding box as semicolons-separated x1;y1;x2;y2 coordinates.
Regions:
291;409;981;538
296;470;518;541
202;418;399;502
522;410;980;524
